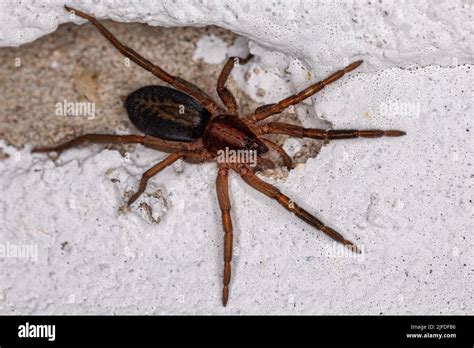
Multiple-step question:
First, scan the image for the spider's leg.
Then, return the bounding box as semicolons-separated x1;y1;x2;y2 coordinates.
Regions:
216;164;233;306
244;60;363;123
127;151;185;206
234;164;360;252
143;136;202;153
31;134;193;155
258;122;406;139
64;5;219;114
261;138;293;169
216;54;253;115
128;150;211;206
32;134;145;154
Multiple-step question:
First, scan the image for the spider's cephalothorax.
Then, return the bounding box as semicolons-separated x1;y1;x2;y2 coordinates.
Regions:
33;5;406;307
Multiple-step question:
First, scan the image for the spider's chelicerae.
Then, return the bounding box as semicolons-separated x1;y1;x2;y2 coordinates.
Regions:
33;6;406;306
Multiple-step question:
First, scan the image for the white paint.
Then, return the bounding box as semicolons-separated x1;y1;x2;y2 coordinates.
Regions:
192;34;228;64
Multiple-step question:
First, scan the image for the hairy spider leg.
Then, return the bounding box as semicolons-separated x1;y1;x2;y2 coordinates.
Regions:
127;151;185;206
244;60;364;123
216;54;253;115
64;5;219;115
32;134;194;154
216;165;233;306
128;150;212;206
234;164;361;253
258;122;406;139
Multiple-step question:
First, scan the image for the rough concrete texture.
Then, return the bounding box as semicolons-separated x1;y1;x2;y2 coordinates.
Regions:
0;0;473;314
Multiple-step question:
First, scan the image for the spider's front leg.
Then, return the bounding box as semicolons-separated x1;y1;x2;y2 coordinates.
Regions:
244;60;363;123
234;164;360;252
216;54;253;115
257;122;406;140
216;164;234;306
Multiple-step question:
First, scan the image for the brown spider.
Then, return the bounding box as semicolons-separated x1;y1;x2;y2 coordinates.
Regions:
33;5;406;306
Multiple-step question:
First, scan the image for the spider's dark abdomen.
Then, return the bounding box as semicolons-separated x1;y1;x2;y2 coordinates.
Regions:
204;115;268;155
125;85;211;142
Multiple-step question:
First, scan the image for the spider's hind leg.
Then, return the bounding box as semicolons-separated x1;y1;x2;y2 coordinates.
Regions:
216;164;234;306
261;138;293;169
32;134;147;155
32;134;193;155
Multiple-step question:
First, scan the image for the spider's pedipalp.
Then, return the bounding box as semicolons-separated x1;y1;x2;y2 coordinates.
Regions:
234;164;360;253
261;138;294;169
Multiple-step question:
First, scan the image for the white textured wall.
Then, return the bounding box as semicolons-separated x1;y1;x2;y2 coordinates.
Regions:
1;0;472;69
0;0;472;313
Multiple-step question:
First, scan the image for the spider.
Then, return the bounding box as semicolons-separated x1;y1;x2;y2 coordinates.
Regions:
33;5;406;306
